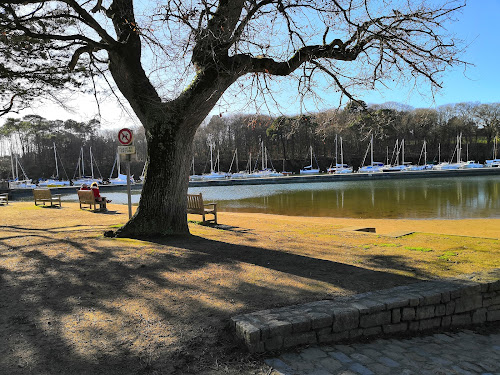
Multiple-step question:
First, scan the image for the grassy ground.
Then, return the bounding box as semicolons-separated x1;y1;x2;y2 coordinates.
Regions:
0;202;499;374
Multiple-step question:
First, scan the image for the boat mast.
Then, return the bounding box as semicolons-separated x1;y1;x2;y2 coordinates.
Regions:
424;141;427;165
438;143;441;164
402;139;405;165
310;145;313;167
10;152;15;180
53;142;59;179
370;133;374;166
90;147;94;180
335;135;338;166
340;137;344;166
210;143;214;173
261;141;265;171
15;155;19;180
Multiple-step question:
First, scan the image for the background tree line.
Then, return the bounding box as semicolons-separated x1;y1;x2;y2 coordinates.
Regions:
1;101;499;181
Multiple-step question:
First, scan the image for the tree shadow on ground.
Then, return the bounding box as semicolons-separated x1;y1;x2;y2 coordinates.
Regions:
0;226;433;375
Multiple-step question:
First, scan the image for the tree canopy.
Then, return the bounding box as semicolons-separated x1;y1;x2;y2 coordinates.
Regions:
0;0;468;237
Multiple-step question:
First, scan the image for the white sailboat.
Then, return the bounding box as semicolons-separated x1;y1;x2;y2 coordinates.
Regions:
73;147;102;186
407;140;433;171
382;139;408;172
38;143;71;187
485;137;500;167
108;151;135;184
189;156;203;181
8;153;36;189
461;143;484;169
252;141;283;177
433;134;466;170
358;134;384;173
202;144;227;180
300;145;320;174
327;136;352;173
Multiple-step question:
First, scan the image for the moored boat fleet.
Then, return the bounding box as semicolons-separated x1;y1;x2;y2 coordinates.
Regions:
190;134;500;181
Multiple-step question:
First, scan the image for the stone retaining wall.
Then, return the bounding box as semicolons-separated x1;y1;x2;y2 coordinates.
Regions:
230;271;500;353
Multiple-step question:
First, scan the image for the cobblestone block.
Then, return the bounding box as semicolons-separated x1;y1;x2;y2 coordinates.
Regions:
419;290;443;305
266;319;292;338
363;326;382;336
235;320;261;345
310;312;333;329
450;283;481;298
416;305;435;319
351;299;385;314
419;317;441;331
486;309;500;321
349;328;363;339
435;304;446;316
332;307;359;332
383;322;407;334
408;321;419;331
360;311;391;328
441;315;452;327
264;336;283;351
402;307;416;321
454;295;483;313
283;331;317;348
319;357;343;372
472;308;487;324
446;300;456;315
392;308;401;323
287;315;311;333
451;313;472;326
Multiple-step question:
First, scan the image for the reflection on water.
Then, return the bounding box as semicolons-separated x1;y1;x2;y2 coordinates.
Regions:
81;176;500;219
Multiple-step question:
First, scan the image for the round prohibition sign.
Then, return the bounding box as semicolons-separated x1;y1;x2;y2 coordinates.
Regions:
118;128;133;145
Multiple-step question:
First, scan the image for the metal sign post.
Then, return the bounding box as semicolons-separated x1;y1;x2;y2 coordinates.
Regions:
117;128;135;219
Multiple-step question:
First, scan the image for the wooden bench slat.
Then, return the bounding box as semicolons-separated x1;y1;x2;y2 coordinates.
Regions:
187;193;217;224
77;190;106;212
33;189;61;207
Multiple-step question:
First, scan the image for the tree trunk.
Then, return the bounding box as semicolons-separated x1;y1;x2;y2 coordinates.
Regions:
115;113;194;237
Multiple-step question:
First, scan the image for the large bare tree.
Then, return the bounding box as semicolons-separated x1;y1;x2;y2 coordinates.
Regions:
1;0;465;237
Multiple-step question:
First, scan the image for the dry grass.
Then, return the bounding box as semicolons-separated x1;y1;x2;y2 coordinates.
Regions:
0;202;499;374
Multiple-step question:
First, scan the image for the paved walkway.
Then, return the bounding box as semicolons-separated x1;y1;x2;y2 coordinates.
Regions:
265;324;500;375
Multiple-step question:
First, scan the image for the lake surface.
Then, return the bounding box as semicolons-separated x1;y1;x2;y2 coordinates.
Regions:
66;175;500;220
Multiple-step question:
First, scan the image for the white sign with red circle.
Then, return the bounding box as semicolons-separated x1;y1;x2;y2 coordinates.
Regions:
118;128;133;145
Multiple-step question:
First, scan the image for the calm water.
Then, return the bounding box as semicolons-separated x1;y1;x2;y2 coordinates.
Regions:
74;175;500;219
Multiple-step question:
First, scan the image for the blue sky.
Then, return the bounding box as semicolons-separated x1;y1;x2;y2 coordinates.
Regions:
12;0;500;129
360;0;500;108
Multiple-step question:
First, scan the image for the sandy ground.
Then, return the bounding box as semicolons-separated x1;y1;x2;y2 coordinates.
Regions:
0;202;499;374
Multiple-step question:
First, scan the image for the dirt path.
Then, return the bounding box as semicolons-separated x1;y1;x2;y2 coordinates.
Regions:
0;202;498;374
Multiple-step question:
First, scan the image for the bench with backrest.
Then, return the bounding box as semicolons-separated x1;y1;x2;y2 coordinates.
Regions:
77;189;106;212
187;193;217;224
0;193;8;205
33;188;61;207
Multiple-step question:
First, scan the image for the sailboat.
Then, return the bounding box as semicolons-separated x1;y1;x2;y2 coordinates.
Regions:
484;137;500;167
300;145;320;174
461;143;484;169
38;143;71;187
189;156;204;181
201;144;227;180
407;141;433;171
433;134;466;170
252;141;283;177
8;153;36;189
227;149;248;179
108;151;135;184
73;147;103;186
382;139;408;172
327;136;352;174
358;134;384;173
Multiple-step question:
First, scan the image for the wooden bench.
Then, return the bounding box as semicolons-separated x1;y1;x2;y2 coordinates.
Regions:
33;188;61;207
0;193;8;205
77;190;107;212
187;193;217;224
